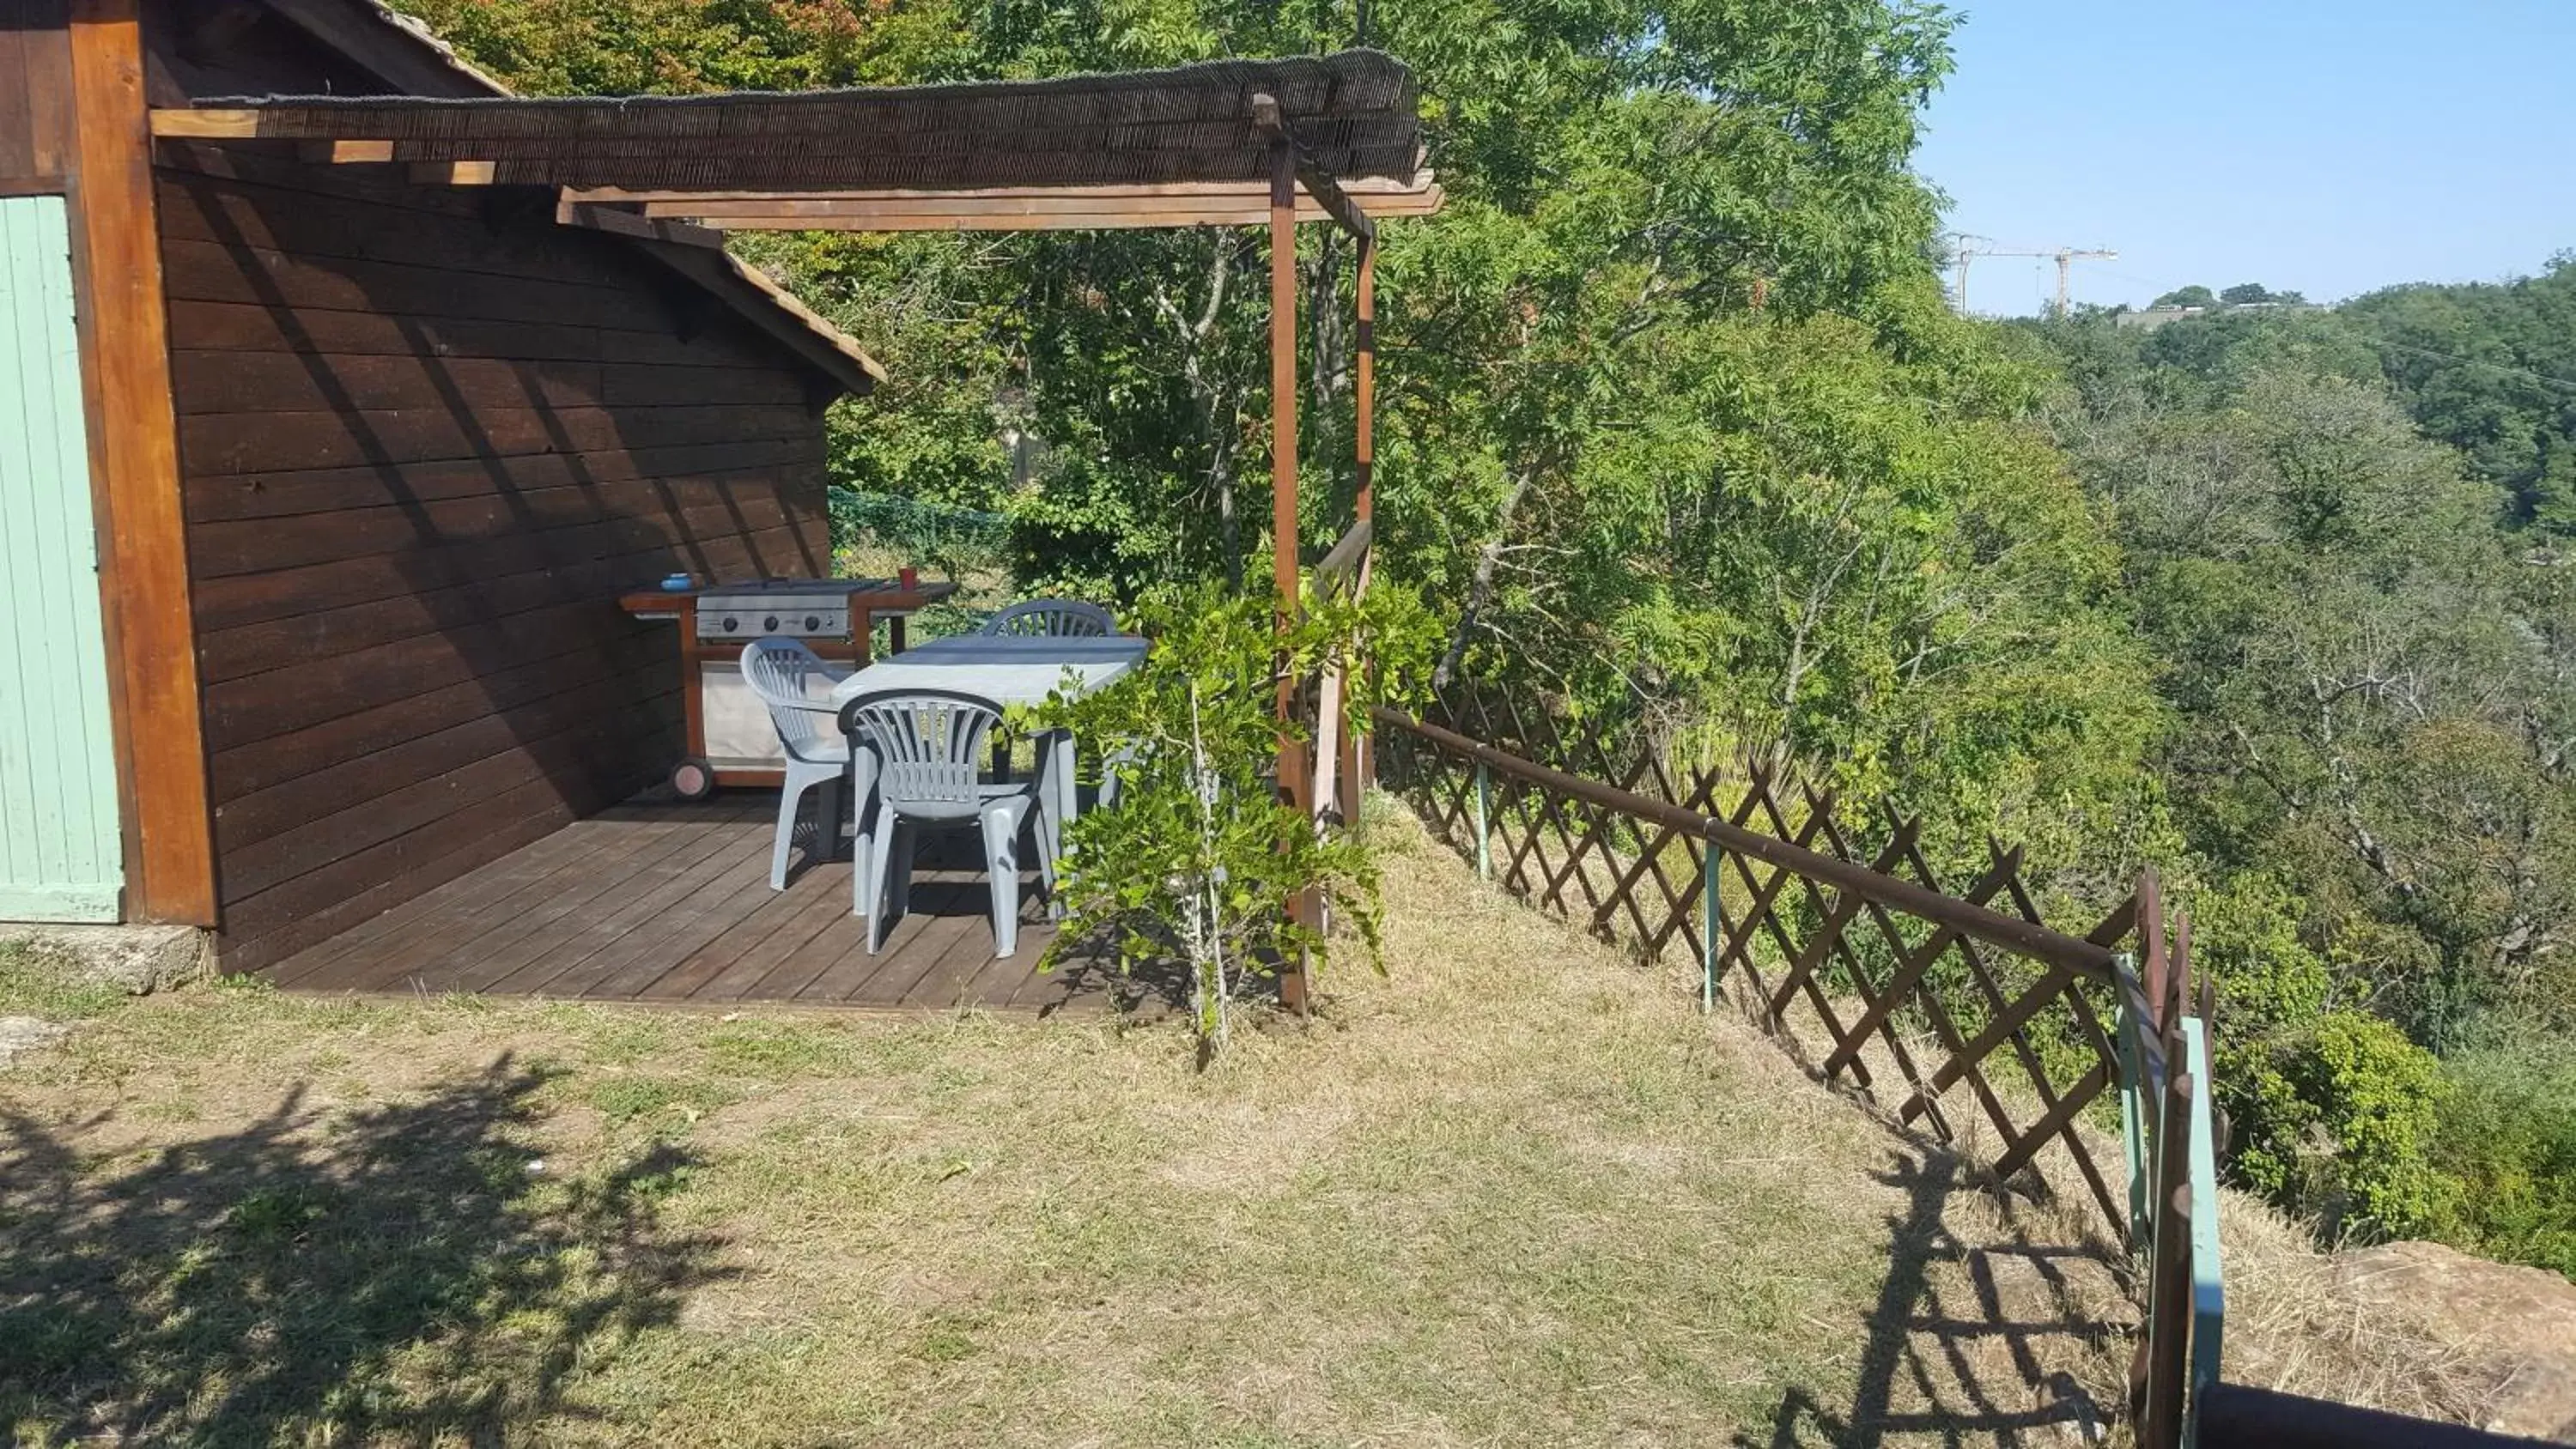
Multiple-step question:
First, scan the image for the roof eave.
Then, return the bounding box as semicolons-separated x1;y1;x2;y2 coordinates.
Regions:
252;0;885;400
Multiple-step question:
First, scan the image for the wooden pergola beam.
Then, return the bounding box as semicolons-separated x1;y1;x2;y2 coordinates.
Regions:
601;180;1438;232
149;106;261;136
574;179;1437;207
664;195;1353;218
638;183;1437;218
1290;165;1373;242
628;195;1439;232
666;210;1317;233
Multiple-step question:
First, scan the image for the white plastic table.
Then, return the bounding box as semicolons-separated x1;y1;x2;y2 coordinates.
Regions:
829;634;1148;876
829;634;1146;712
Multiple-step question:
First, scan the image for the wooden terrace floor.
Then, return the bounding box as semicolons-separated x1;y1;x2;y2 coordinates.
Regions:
263;791;1176;1015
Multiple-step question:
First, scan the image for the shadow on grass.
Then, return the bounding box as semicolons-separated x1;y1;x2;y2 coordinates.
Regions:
1743;1153;2128;1448
1022;918;1203;1020
0;1058;727;1446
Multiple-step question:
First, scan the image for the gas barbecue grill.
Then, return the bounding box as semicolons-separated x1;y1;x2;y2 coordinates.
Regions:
619;574;957;798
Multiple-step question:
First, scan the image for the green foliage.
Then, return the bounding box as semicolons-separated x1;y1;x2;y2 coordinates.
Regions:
829;488;1010;577
2190;872;2331;1032
2221;1010;2453;1242
2058;258;2576;535
2033;303;2576;1276
2037;321;2576;1051
725;228;1025;511
1446;291;2160;905
392;0;975;93
2131;309;2383;409
2430;1035;2576;1277
2342;255;2576;532
1033;581;1438;1051
2218;282;2303;306
2151;285;2217;310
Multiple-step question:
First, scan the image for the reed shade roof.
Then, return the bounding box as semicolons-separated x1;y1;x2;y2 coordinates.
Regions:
184;51;1423;192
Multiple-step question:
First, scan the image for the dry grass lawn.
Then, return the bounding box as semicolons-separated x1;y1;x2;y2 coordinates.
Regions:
0;805;2133;1447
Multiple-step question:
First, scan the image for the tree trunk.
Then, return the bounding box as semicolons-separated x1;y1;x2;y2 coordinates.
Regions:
1304;233;1347;506
1210;400;1243;592
1437;466;1535;688
1156;231;1245;591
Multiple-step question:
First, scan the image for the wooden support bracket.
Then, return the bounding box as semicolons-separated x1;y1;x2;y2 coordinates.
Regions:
1249;91;1376;241
555;197;721;250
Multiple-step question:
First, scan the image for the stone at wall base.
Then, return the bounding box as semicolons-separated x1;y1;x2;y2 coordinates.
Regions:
0;922;213;996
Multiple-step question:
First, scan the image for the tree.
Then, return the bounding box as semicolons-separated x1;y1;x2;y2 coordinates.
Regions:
2341;257;2576;534
2061;361;2574;1046
2153;285;2218;310
2059;254;2576;536
2132;306;2381;409
2221;282;2274;306
1035;581;1437;1054
2029;295;2576;1272
404;0;2159;904
409;0;1969;591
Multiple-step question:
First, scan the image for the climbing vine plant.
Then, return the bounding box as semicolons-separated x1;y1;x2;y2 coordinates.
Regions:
1034;581;1436;1055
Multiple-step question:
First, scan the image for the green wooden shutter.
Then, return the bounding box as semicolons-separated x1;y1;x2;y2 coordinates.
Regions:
0;195;125;922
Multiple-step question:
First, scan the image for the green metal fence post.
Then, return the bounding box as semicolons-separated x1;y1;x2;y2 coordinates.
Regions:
1699;842;1720;1013
2183;1016;2227;1449
1473;761;1492;880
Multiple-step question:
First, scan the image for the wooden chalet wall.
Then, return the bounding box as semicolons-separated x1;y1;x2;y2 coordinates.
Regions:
0;1;74;191
143;14;835;970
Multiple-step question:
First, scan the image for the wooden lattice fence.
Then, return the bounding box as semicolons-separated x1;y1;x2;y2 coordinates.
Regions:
1366;677;2549;1449
1373;679;2173;1237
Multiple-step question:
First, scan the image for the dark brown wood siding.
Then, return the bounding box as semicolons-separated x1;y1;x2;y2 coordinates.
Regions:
161;149;833;972
0;0;74;192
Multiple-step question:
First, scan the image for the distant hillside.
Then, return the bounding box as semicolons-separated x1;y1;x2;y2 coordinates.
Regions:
2101;259;2576;534
2342;258;2576;535
2017;292;2576;1289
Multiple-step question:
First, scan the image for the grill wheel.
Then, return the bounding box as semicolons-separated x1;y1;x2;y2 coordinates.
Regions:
670;755;720;802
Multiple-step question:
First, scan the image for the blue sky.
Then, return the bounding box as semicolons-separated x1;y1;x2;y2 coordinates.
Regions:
1913;1;2576;316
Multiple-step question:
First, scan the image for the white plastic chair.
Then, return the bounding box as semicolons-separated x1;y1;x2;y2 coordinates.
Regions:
1097;738;1146;811
839;689;1055;959
739;639;854;891
978;599;1115;787
980;598;1115;638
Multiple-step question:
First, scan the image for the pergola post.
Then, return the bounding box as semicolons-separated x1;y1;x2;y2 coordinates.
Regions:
1340;233;1376;821
1267;134;1313;1015
1267;136;1303;791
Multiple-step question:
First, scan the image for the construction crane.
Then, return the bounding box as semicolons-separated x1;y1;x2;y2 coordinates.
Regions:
1947;237;2117;317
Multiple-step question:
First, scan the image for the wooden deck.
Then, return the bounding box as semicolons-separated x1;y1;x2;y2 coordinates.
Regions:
261;791;1179;1015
